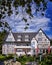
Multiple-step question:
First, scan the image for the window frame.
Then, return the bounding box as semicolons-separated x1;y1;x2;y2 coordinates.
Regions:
39;32;42;36
17;35;21;41
38;38;42;41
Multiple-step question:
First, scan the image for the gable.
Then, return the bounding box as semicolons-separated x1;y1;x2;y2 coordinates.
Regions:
35;29;50;42
6;31;15;42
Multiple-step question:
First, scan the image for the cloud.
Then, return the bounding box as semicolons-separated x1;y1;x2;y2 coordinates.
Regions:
0;0;51;39
3;6;50;32
1;1;51;38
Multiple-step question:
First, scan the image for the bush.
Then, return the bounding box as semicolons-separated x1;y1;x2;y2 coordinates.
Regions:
6;54;14;60
0;54;14;61
28;56;35;62
0;54;6;61
39;54;52;65
16;55;35;65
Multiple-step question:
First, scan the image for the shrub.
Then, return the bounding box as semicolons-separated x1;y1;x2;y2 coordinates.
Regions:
16;55;35;65
0;54;14;61
0;54;6;61
6;54;14;60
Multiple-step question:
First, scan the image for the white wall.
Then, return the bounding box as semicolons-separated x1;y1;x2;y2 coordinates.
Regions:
6;31;15;41
2;43;16;54
35;29;50;48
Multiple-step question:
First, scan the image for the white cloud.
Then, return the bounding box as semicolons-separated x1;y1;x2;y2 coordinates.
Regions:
2;1;50;33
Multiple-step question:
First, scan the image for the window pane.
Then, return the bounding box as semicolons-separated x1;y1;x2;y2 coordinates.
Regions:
17;39;21;41
25;39;29;41
7;38;12;41
18;35;21;38
39;32;42;36
25;35;29;38
38;38;42;41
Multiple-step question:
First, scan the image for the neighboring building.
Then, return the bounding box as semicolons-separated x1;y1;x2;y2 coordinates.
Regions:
2;29;50;56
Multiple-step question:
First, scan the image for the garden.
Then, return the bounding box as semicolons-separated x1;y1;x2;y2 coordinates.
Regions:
0;53;52;65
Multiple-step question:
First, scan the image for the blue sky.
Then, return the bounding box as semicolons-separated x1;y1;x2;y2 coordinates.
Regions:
1;0;52;39
45;1;52;39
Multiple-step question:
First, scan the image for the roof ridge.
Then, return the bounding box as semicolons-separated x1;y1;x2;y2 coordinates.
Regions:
12;32;37;34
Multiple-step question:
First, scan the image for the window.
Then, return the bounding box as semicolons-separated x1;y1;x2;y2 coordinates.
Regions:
25;35;29;41
17;35;21;41
31;41;35;47
18;35;21;38
39;32;42;36
17;39;21;41
25;39;29;41
38;38;42;41
7;38;12;41
45;39;47;41
25;35;29;38
17;49;22;52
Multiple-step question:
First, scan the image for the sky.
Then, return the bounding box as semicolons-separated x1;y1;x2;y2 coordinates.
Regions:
45;1;52;39
1;0;52;39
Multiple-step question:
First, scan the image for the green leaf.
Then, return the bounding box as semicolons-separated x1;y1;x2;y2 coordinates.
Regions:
0;22;2;27
26;23;29;26
0;14;2;19
23;18;27;22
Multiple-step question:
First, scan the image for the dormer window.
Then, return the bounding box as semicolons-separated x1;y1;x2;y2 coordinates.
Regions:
17;35;21;41
18;35;21;38
25;35;29;41
17;39;21;41
25;39;29;41
25;35;29;38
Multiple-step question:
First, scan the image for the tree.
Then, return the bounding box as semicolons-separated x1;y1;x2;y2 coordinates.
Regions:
0;30;7;54
50;39;52;45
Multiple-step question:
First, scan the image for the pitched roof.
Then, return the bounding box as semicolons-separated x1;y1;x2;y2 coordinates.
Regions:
4;32;37;42
4;28;50;43
13;32;37;42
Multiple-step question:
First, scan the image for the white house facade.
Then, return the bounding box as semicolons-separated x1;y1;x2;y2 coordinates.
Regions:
2;29;50;56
